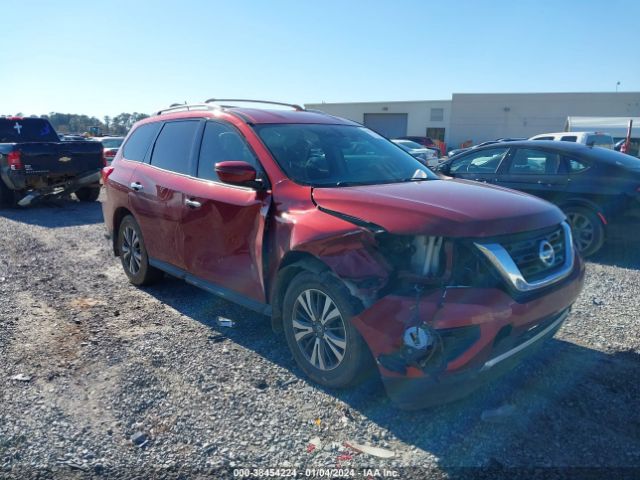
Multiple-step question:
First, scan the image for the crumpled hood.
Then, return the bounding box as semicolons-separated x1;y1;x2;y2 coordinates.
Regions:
312;179;565;237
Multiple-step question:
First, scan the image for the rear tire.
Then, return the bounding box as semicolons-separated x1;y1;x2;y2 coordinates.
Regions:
564;206;605;257
282;271;374;388
75;186;101;202
0;179;17;208
117;215;163;286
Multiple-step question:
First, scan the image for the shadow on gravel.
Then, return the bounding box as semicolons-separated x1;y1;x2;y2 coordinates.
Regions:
589;240;640;269
144;277;640;471
0;199;103;228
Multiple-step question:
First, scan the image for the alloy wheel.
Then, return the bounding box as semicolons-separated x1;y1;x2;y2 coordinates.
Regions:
567;212;594;252
292;289;347;371
121;226;142;275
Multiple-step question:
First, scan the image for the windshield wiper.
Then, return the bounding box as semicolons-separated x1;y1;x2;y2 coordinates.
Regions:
320;177;431;187
397;177;431;183
332;181;376;187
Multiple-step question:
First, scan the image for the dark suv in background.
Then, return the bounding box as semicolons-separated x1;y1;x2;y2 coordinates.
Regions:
437;140;640;256
102;100;584;409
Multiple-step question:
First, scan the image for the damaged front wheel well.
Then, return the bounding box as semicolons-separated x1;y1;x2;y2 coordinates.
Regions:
270;253;332;332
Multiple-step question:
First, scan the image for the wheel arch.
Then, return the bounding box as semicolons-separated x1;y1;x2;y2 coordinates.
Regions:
269;251;331;332
560;199;607;256
112;207;135;256
558;197;606;222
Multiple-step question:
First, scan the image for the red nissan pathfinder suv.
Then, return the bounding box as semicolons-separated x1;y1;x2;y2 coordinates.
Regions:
102;99;585;409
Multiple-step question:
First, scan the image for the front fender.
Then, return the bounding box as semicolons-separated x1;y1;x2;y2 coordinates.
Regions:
267;203;392;330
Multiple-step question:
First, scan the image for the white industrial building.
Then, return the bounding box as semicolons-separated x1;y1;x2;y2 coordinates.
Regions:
306;92;640;150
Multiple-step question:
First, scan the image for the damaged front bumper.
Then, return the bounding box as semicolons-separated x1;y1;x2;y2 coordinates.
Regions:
351;253;585;410
382;308;568;409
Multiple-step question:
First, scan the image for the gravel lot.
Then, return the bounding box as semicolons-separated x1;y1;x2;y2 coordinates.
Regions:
1;195;639;479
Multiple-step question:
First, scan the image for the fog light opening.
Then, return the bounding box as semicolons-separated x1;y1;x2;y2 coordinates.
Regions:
404;325;433;350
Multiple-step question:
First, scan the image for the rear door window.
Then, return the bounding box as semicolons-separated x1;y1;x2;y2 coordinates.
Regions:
509;148;562;174
533;136;554;141
560;135;577;142
565;157;590;173
122;123;162;162
150;121;200;175
449;147;509;174
197;122;259;181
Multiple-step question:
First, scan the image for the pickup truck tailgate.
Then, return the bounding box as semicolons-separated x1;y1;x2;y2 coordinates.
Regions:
18;142;104;177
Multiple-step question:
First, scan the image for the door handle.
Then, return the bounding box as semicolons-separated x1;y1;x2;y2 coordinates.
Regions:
130;182;143;191
185;198;202;209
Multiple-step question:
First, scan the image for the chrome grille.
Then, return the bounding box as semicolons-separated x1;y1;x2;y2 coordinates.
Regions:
502;226;565;281
474;222;574;293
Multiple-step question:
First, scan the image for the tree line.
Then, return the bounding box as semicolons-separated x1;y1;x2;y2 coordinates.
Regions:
37;112;150;136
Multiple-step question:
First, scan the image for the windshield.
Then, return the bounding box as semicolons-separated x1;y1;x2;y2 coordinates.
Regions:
253;124;437;187
101;138;124;148
0;118;59;143
586;134;614;149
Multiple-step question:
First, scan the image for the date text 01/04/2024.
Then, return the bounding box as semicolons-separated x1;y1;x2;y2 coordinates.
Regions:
232;468;400;478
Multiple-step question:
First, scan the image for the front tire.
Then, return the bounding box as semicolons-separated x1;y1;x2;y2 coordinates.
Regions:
117;215;163;286
564;206;605;257
282;271;373;388
75;186;101;202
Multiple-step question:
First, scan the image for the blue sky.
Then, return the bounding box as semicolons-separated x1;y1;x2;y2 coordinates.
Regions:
1;0;638;118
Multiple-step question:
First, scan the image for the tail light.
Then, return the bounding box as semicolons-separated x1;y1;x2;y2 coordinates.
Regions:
102;149;117;167
101;166;114;184
7;151;23;170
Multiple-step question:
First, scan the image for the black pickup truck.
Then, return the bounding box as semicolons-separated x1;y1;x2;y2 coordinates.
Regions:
0;117;103;207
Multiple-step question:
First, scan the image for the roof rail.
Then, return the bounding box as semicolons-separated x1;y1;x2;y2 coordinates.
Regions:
204;98;304;111
156;103;219;115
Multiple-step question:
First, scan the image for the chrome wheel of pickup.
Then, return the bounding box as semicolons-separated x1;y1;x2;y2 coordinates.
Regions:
121;225;142;275
292;289;347;371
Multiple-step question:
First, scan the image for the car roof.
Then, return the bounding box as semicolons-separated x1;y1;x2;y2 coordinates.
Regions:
143;107;359;127
466;140;589;152
530;132;610;137
455;140;640;166
228;108;359;125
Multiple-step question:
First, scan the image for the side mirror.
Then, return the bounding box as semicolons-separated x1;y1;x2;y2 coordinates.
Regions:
215;161;259;187
436;162;450;175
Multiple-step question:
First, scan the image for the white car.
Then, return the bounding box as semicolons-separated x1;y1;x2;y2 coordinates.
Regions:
529;131;614;149
391;139;439;168
92;136;125;165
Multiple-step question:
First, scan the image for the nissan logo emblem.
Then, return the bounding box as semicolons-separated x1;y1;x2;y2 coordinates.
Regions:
538;240;555;267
